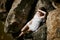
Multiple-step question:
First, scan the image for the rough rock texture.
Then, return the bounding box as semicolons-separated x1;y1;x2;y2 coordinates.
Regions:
4;0;54;40
36;0;55;12
0;0;7;21
0;0;14;22
46;8;60;40
0;0;6;12
1;0;60;40
4;0;38;40
32;24;47;40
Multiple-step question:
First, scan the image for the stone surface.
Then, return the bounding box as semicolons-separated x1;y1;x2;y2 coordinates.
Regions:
4;0;37;39
0;0;6;12
32;24;47;40
0;0;60;40
46;8;60;40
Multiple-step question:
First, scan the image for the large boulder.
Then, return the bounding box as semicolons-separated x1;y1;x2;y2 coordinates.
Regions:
46;8;60;40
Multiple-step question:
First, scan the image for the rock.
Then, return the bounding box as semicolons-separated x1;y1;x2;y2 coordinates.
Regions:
32;24;47;40
3;0;59;40
0;0;7;22
46;8;60;40
0;0;6;12
0;0;14;22
4;0;37;39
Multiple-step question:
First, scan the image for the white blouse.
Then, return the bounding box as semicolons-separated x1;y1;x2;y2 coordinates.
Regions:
28;10;46;31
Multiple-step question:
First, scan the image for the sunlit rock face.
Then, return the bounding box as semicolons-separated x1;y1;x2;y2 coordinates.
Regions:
46;8;60;40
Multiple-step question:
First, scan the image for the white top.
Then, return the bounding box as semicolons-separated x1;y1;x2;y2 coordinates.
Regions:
29;14;42;31
28;10;46;31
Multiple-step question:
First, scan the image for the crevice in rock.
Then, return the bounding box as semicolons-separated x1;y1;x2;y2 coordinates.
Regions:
5;0;14;12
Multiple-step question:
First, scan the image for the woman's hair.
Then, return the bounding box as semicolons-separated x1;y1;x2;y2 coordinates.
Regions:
39;7;48;23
